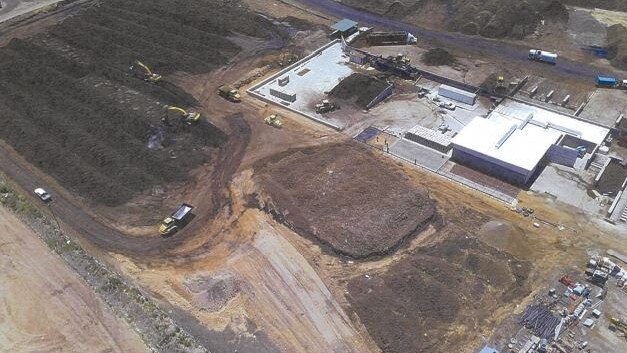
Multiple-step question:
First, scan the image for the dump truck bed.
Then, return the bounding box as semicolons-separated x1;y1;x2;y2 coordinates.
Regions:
172;203;193;221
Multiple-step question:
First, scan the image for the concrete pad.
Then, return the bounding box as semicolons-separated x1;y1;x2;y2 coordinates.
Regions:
579;89;627;128
249;41;355;130
530;164;606;215
388;138;449;172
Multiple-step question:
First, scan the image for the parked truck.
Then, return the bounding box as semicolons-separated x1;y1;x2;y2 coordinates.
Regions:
159;203;194;236
528;49;557;64
595;75;627;89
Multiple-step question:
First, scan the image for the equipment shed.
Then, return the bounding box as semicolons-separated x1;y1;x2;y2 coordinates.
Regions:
330;19;358;37
438;84;477;105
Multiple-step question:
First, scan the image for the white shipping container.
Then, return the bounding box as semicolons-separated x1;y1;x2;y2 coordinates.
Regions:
438;85;476;105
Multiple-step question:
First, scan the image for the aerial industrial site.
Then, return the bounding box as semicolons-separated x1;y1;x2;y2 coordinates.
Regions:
0;1;627;353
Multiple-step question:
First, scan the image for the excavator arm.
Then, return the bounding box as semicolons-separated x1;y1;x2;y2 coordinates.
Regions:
130;60;162;83
162;105;200;125
166;106;188;116
135;60;153;75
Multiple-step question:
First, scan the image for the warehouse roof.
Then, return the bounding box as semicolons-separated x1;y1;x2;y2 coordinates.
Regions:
452;117;561;173
331;19;358;32
493;100;609;145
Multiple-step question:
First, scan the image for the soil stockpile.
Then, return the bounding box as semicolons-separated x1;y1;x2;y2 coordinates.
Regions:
254;143;436;258
0;0;279;206
596;160;627;195
347;225;531;353
422;48;456;66
329;73;391;109
543;1;569;23
607;25;627;70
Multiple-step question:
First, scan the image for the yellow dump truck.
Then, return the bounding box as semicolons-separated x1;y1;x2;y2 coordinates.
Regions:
159;203;194;236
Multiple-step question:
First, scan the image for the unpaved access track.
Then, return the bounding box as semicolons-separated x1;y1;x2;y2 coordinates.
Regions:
0;206;148;353
0;114;249;259
297;0;622;79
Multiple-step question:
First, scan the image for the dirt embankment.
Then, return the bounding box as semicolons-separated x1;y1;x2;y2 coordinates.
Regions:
0;0;281;207
0;206;149;353
607;24;627;70
254;143;436;258
346;224;532;353
339;0;568;38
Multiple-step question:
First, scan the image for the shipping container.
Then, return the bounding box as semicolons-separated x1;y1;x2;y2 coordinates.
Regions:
596;75;618;87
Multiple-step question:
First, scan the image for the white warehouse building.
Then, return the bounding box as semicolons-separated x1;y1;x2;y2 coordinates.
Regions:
451;100;610;185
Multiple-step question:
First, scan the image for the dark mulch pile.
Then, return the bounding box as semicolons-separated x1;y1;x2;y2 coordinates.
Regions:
329;73;391;109
422;48;457;66
0;0;282;206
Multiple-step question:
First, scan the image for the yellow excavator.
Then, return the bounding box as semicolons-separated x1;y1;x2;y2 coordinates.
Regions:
389;53;411;65
611;317;627;336
264;114;283;128
162;105;201;125
129;60;162;83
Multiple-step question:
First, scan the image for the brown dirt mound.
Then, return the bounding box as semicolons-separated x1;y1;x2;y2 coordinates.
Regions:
596;159;627;195
254;143;436;258
329;73;391;109
422;48;456;66
543;1;569;23
347;225;531;353
340;0;551;38
607;25;627;70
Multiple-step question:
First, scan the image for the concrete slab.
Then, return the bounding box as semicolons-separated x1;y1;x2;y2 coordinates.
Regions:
248;40;355;130
578;89;627;128
530;164;606;215
388;138;449;172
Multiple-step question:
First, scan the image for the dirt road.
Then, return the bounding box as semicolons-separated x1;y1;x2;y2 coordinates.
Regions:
296;0;621;79
0;206;148;353
229;216;378;353
0;114;250;260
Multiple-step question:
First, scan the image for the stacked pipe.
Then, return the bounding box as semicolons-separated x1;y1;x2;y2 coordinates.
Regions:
518;303;562;339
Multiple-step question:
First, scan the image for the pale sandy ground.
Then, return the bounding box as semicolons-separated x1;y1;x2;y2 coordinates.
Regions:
0;0;65;23
0;206;148;353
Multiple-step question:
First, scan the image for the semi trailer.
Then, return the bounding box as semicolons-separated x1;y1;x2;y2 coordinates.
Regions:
595;75;627;88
